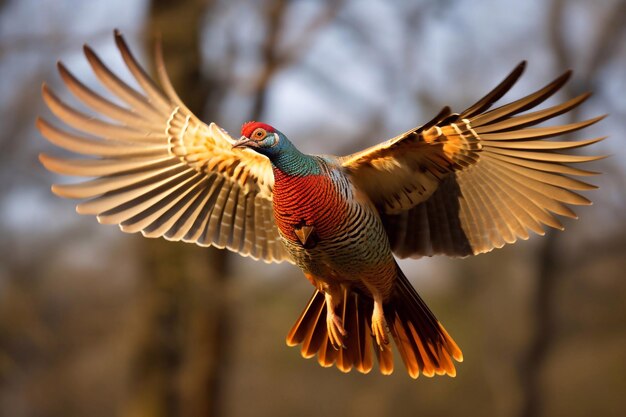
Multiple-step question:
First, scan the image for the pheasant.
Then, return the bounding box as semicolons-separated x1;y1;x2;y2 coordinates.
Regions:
38;31;605;378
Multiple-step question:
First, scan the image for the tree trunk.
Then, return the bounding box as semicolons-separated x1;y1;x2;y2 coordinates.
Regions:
122;1;231;416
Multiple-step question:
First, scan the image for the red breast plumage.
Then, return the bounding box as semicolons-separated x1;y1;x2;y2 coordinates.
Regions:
272;168;347;244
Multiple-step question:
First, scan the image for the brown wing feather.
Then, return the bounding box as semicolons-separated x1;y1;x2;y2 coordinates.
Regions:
39;30;291;264
342;63;605;258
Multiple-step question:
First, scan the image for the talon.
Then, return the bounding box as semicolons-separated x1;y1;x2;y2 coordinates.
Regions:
324;287;347;349
327;310;346;349
371;299;389;348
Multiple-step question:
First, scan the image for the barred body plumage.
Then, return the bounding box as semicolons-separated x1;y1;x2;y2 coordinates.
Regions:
272;157;396;298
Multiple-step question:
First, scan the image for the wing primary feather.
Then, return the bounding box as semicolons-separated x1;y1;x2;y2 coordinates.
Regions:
469;166;528;241
40;153;176;177
481;137;605;150
83;44;162;121
485;152;601;176
459;61;527;119
477;175;525;243
91;168;196;222
487;161;591;207
469;69;572;127
455;175;498;252
420;106;453;131
478;115;605;141
477;162;544;237
487;156;597;191
462;171;508;248
474;92;591;134
37;118;167;157
42;84;153;140
460;171;505;248
49;161;185;199
485;163;570;227
479;169;549;235
153;35;200;124
113;30;172;112
483;146;606;163
57;62;156;130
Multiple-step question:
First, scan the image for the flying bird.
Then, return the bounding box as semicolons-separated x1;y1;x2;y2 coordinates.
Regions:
38;31;605;379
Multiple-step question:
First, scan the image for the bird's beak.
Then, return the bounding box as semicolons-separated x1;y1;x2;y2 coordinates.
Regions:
232;136;255;149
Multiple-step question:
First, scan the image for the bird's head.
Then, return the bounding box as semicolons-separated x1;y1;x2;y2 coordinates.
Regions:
233;121;288;158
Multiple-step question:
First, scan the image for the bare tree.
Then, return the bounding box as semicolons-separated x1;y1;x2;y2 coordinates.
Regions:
518;2;626;417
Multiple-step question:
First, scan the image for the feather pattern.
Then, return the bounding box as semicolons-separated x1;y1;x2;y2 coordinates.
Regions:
40;32;604;380
342;62;604;257
38;30;291;264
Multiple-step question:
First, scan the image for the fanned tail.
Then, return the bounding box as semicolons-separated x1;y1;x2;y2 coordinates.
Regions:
286;268;462;378
286;289;382;375
386;265;463;378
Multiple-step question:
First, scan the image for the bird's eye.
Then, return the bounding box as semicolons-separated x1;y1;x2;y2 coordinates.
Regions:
253;128;266;140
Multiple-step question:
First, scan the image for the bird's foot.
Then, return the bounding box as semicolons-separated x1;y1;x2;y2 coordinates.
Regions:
371;301;389;348
326;309;347;349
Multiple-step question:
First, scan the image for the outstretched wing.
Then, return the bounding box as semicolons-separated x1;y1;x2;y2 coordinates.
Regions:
39;30;292;264
341;62;605;257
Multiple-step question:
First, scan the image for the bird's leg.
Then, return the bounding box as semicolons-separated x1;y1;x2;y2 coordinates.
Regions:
363;283;389;348
371;295;389;347
324;284;347;349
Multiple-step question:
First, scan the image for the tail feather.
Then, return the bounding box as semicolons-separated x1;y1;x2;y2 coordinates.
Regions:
374;339;394;375
300;305;326;358
343;291;374;374
389;313;420;377
286;290;325;347
387;267;463;377
286;268;462;378
357;301;375;373
336;288;353;372
317;335;337;368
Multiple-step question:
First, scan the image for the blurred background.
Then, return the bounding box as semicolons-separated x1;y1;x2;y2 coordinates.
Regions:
1;0;625;416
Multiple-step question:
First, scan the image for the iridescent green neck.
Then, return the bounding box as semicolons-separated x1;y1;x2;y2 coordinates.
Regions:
270;143;320;177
